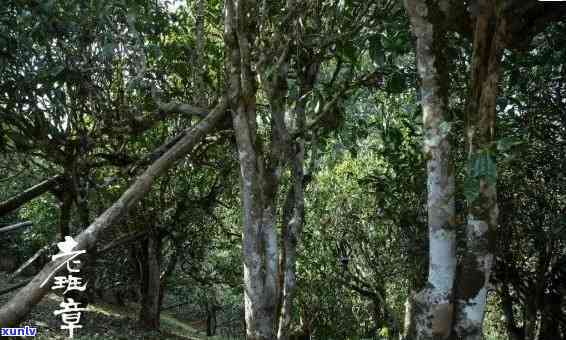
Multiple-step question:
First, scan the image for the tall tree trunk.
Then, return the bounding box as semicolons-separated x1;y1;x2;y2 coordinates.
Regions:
225;0;309;337
232;87;279;340
403;1;456;339
274;150;308;338
276;60;313;340
452;2;505;338
276;151;304;340
0;99;227;327
139;228;161;330
233;109;279;340
225;1;279;338
402;35;429;340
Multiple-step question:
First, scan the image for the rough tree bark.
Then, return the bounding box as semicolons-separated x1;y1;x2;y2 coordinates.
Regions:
225;0;311;337
452;1;505;338
276;142;305;340
224;1;280;338
403;1;456;339
276;58;314;340
404;1;566;339
0;98;227;327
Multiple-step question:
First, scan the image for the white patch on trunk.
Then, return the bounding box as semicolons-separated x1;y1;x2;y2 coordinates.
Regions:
462;286;487;325
428;229;456;297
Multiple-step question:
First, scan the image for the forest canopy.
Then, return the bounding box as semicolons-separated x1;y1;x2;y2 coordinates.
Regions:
0;1;565;339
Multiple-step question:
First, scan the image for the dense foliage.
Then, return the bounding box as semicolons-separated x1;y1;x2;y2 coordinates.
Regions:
1;1;564;340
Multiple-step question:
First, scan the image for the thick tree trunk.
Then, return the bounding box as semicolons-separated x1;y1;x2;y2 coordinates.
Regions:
139;228;161;330
452;2;505;338
0;175;62;217
225;0;309;337
225;1;279;338
0;99;227;327
232;100;279;340
235;129;279;340
403;1;456;339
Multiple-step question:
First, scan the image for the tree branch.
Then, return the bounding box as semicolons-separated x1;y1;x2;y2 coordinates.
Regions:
152;87;209;118
0;97;228;327
9;242;57;280
0;221;33;234
0;175;62;217
97;230;148;254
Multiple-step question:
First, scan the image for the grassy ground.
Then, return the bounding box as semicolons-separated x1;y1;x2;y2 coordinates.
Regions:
0;274;224;339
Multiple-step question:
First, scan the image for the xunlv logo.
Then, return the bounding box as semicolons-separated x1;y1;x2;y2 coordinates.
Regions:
1;326;37;337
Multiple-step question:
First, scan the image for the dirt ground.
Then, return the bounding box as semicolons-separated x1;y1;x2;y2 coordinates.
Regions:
0;273;206;339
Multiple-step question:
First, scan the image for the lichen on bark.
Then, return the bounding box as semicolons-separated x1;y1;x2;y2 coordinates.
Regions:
403;0;456;339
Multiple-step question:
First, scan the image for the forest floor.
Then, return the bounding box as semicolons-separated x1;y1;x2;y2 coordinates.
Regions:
0;273;224;340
